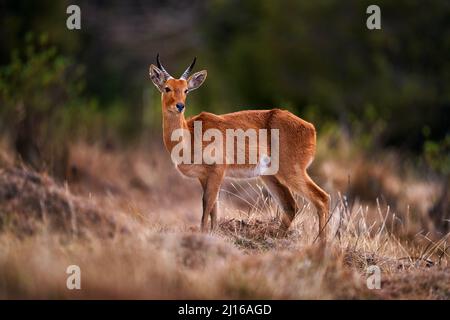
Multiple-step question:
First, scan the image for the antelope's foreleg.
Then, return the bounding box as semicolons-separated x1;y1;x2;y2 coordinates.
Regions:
199;168;224;232
210;202;218;231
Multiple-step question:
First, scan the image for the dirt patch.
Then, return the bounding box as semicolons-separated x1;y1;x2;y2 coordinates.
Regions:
219;218;303;252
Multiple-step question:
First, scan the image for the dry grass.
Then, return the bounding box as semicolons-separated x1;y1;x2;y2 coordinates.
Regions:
0;140;448;299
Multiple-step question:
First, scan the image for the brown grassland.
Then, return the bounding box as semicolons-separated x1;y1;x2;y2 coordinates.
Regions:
0;133;448;299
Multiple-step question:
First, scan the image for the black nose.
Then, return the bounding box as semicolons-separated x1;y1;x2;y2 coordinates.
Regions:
176;103;185;112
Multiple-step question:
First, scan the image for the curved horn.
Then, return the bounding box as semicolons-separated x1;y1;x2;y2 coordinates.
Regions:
156;53;172;79
180;57;197;80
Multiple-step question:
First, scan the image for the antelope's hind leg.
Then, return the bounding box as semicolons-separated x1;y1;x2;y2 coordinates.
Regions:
296;173;330;242
261;175;298;234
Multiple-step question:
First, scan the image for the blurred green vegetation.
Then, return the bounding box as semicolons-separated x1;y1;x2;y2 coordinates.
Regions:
424;135;450;176
0;0;449;178
424;134;450;231
202;0;450;153
0;34;137;175
0;34;85;176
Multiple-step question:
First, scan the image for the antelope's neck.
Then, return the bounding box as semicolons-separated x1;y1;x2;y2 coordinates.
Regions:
162;109;189;153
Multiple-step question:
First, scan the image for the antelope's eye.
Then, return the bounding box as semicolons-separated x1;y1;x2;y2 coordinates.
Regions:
164;87;171;93
184;89;188;94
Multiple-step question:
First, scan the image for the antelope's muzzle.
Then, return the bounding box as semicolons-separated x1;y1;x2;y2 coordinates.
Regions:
176;103;185;112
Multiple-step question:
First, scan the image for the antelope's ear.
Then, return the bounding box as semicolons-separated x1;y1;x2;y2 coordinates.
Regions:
149;64;166;92
187;70;207;92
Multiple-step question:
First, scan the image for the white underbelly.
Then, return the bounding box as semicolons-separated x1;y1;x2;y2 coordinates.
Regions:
225;166;261;179
175;154;273;179
175;164;205;178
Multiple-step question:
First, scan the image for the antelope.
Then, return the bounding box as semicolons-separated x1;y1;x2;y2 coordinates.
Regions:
149;55;330;241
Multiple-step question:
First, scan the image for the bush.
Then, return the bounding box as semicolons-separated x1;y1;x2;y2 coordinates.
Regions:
0;34;85;177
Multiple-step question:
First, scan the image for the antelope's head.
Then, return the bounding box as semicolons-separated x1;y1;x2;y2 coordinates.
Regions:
149;54;207;114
